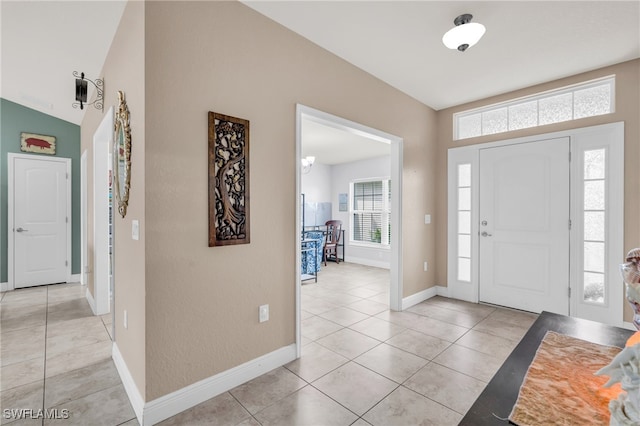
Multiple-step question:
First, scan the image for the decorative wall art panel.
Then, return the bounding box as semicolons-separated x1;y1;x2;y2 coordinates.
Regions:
208;112;250;246
20;132;56;155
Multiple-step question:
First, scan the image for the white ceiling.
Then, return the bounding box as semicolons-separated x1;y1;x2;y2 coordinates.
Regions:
245;1;640;110
302;118;390;166
1;1;127;125
2;1;639;164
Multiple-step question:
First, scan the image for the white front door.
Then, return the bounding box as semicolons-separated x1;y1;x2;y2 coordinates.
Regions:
479;137;570;314
9;154;70;288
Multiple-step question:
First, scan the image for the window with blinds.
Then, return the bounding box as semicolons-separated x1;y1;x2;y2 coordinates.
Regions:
351;179;390;246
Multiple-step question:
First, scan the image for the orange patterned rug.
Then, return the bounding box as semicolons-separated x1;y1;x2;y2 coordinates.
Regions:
509;331;623;426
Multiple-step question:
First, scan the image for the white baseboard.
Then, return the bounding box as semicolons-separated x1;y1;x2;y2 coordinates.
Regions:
402;286;448;310
436;286;449;297
623;322;637;331
344;256;390;270
115;343;297;426
143;343;296;425
0;282;9;292
85;288;97;315
113;343;145;424
70;273;81;283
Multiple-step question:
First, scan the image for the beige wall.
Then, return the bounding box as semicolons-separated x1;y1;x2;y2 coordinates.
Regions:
434;59;640;321
81;1;146;394
143;1;436;400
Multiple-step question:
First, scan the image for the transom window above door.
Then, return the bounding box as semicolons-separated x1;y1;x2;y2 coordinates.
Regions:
454;76;615;140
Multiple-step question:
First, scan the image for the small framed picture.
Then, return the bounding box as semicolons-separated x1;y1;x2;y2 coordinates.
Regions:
20;132;56;155
339;193;348;212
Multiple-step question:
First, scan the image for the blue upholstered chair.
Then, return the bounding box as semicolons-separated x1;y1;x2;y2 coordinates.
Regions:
301;231;325;275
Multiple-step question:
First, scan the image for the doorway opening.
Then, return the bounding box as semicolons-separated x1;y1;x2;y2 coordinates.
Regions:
91;107;113;316
295;104;403;356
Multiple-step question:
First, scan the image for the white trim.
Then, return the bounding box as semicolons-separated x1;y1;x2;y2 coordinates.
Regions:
447;122;625;325
389;133;403;312
66;159;72;284
93;108;113;316
295;104;404;363
345;256;390;270
402;286;448;310
0;282;9;292
70;274;80;282
8;155;14;291
7;154;72;290
142;344;296;426
81;150;88;286
112;343;144;424
569;123;624;326
85;287;97;315
436;286;450;298
623;322;637;331
295;106;303;359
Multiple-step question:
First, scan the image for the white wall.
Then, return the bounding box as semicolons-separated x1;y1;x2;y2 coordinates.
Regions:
301;156;392;268
331;155;391;268
301;162;332;203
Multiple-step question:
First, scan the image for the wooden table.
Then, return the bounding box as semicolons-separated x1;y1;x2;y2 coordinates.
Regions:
460;311;634;425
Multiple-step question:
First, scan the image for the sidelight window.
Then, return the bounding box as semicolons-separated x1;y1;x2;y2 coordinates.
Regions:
457;164;472;282
582;149;606;304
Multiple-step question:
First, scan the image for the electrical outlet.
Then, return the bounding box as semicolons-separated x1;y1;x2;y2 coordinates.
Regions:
424;261;428;272
424;214;431;224
124;310;128;329
259;304;269;323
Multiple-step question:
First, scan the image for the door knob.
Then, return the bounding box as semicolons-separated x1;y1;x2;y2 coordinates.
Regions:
481;231;492;237
15;227;28;232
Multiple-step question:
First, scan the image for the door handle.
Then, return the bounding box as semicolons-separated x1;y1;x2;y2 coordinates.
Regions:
15;227;28;232
481;231;492;237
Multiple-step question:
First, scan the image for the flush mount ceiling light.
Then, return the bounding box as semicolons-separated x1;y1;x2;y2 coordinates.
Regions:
442;13;486;52
301;156;315;174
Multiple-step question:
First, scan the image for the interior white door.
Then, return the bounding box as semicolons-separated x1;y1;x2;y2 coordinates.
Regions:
12;155;70;288
479;137;570;314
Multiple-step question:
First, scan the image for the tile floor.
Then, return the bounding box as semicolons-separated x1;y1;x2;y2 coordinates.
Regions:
1;263;538;425
0;283;135;425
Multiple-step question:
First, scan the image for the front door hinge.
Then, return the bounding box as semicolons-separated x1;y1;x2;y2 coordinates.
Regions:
568;287;571;298
65;260;68;266
569;151;572;162
66;172;69;179
66;217;69;223
569;219;572;230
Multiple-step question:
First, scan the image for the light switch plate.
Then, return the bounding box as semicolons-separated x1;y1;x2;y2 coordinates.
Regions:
424;214;431;224
132;220;139;240
259;304;269;323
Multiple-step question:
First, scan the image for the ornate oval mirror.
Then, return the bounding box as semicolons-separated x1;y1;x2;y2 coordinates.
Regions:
113;90;131;217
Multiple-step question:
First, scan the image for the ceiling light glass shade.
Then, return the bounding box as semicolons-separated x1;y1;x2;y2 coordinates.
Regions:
442;22;486;51
301;156;315;167
301;156;316;174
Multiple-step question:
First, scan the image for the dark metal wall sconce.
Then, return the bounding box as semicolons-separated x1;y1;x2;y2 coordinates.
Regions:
73;71;104;111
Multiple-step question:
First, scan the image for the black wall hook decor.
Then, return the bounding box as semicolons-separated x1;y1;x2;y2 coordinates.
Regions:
73;71;104;111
